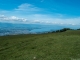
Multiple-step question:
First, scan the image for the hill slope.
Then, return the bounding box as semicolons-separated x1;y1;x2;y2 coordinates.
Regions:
0;30;80;60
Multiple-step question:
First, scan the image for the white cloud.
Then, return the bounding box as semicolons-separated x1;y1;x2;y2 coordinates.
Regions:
0;14;80;25
0;15;28;23
10;16;18;20
15;3;40;11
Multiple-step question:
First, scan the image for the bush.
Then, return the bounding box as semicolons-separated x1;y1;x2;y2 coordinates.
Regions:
77;28;80;30
51;28;71;33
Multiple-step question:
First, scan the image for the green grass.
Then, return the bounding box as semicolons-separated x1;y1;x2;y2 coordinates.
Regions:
0;30;80;60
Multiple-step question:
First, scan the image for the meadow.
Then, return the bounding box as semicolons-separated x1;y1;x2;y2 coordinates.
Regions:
0;30;80;60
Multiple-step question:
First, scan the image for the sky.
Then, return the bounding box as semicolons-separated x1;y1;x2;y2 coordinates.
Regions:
0;0;80;25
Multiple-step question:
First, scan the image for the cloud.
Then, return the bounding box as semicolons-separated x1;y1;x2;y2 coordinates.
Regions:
0;15;28;23
0;14;80;25
30;14;80;25
15;3;40;11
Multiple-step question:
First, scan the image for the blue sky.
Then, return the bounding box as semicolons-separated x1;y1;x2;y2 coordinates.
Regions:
0;0;80;25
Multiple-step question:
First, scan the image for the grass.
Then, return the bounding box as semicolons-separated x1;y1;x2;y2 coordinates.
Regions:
0;30;80;60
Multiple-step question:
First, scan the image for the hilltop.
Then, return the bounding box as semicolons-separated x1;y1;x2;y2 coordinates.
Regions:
0;30;80;60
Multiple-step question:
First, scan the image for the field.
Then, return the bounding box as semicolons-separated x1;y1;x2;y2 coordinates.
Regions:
0;30;80;60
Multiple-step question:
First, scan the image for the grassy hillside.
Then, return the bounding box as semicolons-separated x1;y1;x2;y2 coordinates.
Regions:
0;30;80;60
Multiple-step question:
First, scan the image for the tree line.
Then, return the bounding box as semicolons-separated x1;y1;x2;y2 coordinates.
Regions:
50;28;80;33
